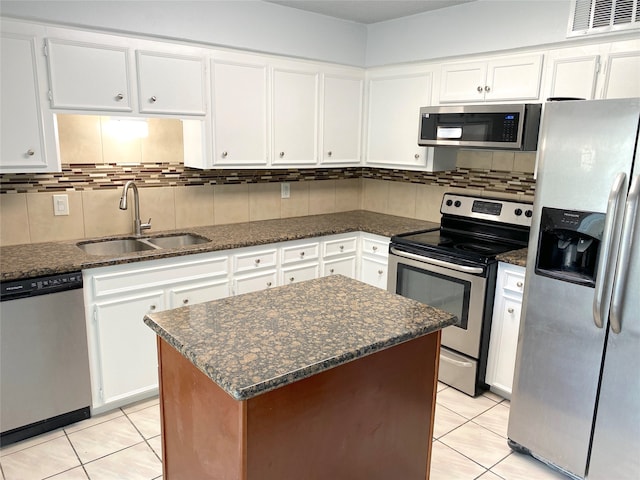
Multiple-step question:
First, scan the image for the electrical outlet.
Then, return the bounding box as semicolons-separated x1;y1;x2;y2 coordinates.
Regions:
53;194;69;216
281;182;290;199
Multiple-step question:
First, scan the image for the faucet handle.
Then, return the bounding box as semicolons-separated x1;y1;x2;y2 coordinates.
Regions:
141;218;152;231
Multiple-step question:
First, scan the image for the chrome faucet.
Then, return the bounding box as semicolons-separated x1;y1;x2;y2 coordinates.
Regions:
119;181;151;237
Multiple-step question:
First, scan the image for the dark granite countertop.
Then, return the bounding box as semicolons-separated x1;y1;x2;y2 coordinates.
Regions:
144;275;456;400
496;248;528;268
0;211;438;281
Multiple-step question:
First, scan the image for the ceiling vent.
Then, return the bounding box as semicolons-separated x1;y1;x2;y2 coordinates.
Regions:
568;0;639;36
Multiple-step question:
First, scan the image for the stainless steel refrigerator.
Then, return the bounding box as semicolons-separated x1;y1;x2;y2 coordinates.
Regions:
508;98;640;479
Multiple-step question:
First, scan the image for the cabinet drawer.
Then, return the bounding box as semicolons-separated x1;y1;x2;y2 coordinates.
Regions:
281;242;320;265
502;268;525;295
168;278;230;308
90;255;228;297
233;270;277;295
360;256;388;290
323;236;358;258
280;263;320;285
361;236;389;258
234;248;278;272
322;256;357;278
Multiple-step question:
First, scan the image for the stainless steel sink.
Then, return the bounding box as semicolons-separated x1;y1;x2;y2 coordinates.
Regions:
77;238;158;256
77;233;210;256
145;233;209;249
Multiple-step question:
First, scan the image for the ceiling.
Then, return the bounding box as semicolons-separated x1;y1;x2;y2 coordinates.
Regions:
263;0;477;24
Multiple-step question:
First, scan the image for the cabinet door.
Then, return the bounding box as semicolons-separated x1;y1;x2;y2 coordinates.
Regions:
360;256;388;290
365;72;432;167
168;278;230;308
212;57;269;165
272;66;319;165
46;38;132;111
0;29;53;172
233;270;277;295
602;49;640;99
321;74;363;164
137;51;206;115
546;51;600;100
485;296;522;397
93;291;164;409
439;61;487;103
484;54;543;102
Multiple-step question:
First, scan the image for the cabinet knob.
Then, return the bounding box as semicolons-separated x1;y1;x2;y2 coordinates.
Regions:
149;304;156;311
266;281;272;287
377;269;384;275
255;259;261;265
115;93;124;101
150;95;157;103
517;281;523;288
477;86;483;93
327;151;333;157
372;246;378;252
26;149;35;157
289;277;295;282
339;245;344;251
508;307;515;314
414;153;420;159
183;299;189;305
330;268;335;274
484;85;491;92
300;251;305;258
279;152;285;158
222;151;228;158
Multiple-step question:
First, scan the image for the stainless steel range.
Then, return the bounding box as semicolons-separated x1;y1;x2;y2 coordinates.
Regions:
387;193;532;396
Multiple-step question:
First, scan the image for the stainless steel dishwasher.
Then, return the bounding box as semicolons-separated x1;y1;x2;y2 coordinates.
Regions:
0;271;91;446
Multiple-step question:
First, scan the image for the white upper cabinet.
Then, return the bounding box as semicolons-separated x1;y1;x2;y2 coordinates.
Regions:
321;72;363;165
271;63;319;166
0;21;59;173
46;38;132;112
544;44;603;100
439;53;543;103
601;39;640;99
365;68;433;169
136;51;206;115
211;53;269;166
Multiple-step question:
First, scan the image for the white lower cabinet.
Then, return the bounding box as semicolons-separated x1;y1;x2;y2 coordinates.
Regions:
486;262;526;399
359;233;390;289
322;256;357;278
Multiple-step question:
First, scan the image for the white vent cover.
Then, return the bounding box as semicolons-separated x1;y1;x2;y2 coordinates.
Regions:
568;0;639;36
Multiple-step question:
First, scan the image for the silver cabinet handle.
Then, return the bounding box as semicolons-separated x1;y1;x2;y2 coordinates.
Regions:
484;85;491;92
339;245;344;251
26;149;35;156
372;246;378;252
390;247;484;275
183;299;189;305
329;268;335;274
477;86;483;92
377;269;384;275
593;172;627;329
115;93;124;101
516;281;523;288
610;174;639;334
255;258;261;265
289;277;295;282
508;307;515;314
327;151;332;157
279;152;285;158
266;281;272;287
300;251;305;258
150;96;157;103
222;151;228;158
414;153;420;159
149;304;156;311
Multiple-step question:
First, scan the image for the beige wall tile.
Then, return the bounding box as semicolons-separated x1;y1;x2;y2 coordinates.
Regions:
249;183;281;221
26;191;85;243
514;152;536;173
214;184;249;225
57;114;103;164
491;151;515;172
387;181;417;218
457;150;493;170
335;178;361;212
361;179;389;213
415;184;448;222
309;180;336;215
0;193;31;245
174;185;214;228
83;189;133;238
281;182;309;218
142;118;184;164
137;187;176;233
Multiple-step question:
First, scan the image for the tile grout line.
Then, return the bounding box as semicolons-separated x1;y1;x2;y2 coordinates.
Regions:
121;407;163;464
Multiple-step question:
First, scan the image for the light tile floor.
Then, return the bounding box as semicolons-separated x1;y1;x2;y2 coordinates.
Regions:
0;383;569;479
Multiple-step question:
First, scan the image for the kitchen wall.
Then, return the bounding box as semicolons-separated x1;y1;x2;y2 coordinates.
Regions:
0;115;535;247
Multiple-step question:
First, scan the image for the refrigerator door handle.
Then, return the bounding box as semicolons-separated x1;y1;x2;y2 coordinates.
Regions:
609;174;640;334
593;172;627;329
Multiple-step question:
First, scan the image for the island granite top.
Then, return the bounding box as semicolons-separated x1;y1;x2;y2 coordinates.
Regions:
144;275;456;401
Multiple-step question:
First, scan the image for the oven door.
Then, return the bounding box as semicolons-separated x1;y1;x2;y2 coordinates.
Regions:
387;247;490;395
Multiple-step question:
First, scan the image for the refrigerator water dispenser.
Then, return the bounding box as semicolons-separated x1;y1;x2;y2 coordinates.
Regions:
535;207;605;287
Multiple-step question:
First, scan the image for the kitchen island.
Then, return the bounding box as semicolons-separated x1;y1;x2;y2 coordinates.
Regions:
144;275;456;479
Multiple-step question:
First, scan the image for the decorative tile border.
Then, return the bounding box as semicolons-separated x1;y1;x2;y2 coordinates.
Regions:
0;163;535;196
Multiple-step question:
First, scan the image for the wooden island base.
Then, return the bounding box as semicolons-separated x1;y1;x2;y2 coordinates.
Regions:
157;332;441;480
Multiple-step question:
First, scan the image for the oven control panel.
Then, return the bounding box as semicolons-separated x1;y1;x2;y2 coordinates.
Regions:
441;194;533;227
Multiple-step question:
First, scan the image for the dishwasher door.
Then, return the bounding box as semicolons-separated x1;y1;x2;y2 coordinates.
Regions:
0;276;91;446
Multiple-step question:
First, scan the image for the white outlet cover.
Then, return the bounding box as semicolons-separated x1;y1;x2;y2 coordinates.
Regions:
53;194;70;216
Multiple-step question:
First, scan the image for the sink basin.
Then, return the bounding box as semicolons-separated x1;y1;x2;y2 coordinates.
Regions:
145;233;210;249
77;238;158;256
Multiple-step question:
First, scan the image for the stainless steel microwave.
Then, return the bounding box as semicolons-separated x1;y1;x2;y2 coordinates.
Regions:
418;103;542;151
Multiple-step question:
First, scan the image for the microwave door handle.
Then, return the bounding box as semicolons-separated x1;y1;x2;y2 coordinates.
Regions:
593;172;627;329
389;247;484;275
609;174;640;334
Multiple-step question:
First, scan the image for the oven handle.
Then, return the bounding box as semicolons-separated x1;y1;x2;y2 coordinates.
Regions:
389;247;484;275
